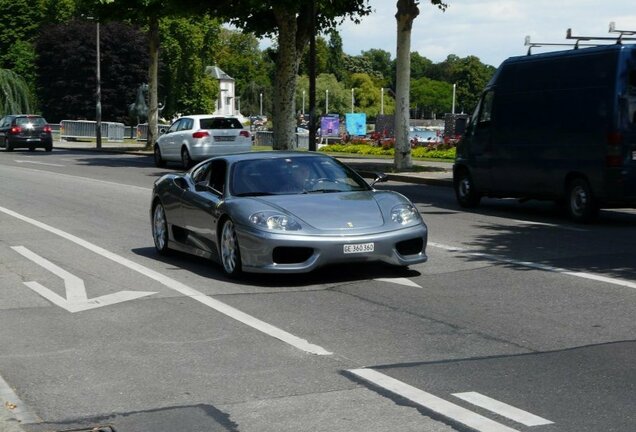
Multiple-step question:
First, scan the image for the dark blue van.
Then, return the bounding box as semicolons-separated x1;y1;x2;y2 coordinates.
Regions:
453;44;636;222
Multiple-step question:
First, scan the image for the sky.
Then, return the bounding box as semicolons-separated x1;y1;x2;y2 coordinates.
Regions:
332;0;636;67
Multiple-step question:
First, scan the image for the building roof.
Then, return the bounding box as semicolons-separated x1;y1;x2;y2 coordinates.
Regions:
205;65;234;81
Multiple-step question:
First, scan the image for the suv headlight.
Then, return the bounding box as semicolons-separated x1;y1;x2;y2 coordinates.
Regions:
249;211;301;231
391;204;420;225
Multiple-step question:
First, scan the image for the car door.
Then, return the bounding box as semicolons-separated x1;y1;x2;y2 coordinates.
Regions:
160;119;182;160
0;116;11;148
180;159;227;259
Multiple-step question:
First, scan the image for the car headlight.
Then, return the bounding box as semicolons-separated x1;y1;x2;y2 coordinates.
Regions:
249;211;301;231
391;204;420;225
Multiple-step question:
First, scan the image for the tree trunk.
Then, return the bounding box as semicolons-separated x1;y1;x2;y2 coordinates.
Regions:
146;16;160;149
272;7;300;150
394;0;419;170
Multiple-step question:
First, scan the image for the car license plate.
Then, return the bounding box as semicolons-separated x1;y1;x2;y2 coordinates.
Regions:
343;242;374;254
26;138;39;142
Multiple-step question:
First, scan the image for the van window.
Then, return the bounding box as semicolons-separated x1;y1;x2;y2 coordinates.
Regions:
477;91;494;124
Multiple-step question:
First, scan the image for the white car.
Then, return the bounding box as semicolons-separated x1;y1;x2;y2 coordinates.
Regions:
154;115;252;168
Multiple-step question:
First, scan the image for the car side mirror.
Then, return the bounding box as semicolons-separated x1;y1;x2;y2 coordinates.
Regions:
371;172;388;186
173;177;189;190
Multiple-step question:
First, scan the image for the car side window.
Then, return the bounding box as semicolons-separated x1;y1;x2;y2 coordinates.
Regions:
167;120;181;133
191;162;211;185
208;160;227;195
178;119;193;131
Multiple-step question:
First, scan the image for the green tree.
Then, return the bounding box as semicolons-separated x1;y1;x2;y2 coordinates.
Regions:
215;28;275;116
80;0;229;146
299;35;329;77
410;51;433;80
218;0;372;150
0;69;34;115
350;72;394;118
35;20;149;123
411;76;452;117
160;16;220;119
361;49;392;84
327;29;346;82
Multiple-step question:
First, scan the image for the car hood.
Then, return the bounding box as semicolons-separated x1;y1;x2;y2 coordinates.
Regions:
255;191;385;230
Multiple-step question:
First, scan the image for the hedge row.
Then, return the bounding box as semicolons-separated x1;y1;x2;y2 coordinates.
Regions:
318;144;456;160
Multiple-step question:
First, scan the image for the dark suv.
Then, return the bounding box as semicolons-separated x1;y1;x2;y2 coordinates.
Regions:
0;114;53;152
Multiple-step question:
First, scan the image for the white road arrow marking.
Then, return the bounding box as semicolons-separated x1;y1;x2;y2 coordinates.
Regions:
12;246;156;313
375;277;422;288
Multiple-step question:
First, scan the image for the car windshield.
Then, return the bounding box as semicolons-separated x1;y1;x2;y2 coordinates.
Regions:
199;117;243;129
16;117;46;127
230;156;370;196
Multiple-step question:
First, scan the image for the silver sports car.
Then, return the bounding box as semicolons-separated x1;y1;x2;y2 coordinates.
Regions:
150;151;428;276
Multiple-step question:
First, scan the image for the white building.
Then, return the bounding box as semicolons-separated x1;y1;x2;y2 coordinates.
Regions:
205;65;238;116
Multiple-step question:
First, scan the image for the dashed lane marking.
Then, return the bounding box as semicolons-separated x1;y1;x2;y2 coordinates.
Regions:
429;241;636;290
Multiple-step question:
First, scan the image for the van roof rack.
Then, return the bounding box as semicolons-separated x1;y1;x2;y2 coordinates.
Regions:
525;22;636;55
566;25;636;46
524;35;598;55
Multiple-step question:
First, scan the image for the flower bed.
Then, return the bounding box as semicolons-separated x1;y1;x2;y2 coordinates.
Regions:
319;143;456;159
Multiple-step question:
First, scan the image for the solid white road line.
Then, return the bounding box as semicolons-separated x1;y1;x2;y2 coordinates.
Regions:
0;205;332;356
0;164;150;192
349;368;520;432
14;160;65;167
453;391;553;427
429;241;636;291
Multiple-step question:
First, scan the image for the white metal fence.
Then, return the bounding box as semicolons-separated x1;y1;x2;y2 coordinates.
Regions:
59;120;126;142
254;131;310;149
135;123;170;142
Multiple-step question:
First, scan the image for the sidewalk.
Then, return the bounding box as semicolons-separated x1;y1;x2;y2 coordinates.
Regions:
53;140;454;187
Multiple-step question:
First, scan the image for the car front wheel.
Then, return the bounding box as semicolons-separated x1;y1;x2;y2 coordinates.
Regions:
220;219;242;277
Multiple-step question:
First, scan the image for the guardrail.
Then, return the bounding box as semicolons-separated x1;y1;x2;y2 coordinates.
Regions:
59;120;126;142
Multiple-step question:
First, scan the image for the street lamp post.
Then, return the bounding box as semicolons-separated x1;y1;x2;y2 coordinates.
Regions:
95;21;102;149
302;90;305;116
259;92;263;116
325;89;329;114
452;83;456;114
351;88;355;113
381;88;384;115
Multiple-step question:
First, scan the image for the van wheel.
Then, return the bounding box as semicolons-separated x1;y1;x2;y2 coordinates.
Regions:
565;178;598;223
454;169;481;208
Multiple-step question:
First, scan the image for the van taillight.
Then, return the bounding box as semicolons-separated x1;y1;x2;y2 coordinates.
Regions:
192;131;209;139
606;131;623;167
43;125;52;134
9;126;21;134
240;130;250;138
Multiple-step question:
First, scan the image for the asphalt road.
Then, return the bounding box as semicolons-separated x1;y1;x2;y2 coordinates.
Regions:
0;149;634;432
